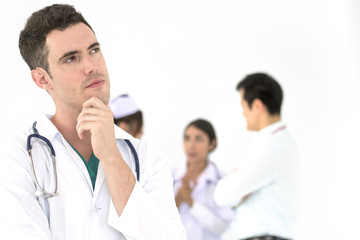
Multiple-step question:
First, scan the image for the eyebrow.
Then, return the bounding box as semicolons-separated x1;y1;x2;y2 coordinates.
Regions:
58;42;100;63
88;42;100;50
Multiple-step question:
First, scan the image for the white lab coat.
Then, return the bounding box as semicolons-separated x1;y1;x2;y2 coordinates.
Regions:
173;161;235;240
213;121;300;239
0;114;185;240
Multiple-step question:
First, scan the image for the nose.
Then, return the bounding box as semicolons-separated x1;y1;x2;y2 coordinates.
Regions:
188;139;196;149
83;55;99;75
184;138;195;149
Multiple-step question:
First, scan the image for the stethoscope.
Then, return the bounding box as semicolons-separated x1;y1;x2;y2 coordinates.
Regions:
27;121;140;198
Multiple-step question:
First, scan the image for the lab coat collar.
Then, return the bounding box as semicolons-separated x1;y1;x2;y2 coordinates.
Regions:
35;114;62;142
174;160;219;185
258;120;285;136
197;161;219;185
35;114;133;142
114;124;133;140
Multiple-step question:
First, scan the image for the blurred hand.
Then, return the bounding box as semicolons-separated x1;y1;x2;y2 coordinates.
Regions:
175;175;195;208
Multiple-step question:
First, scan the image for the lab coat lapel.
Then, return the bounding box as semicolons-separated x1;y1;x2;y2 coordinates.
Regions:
94;163;106;198
37;115;95;194
63;141;94;194
193;162;217;194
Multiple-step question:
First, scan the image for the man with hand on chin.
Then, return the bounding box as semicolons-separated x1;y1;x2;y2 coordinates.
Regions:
0;4;185;239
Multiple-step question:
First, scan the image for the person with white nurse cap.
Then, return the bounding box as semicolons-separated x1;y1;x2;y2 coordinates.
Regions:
109;94;144;139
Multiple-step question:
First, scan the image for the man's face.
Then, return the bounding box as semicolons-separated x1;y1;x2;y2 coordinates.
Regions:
45;23;110;113
240;89;258;131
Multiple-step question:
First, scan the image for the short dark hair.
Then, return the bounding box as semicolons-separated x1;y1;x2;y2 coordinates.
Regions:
114;111;143;137
236;72;283;115
185;119;217;150
19;4;94;73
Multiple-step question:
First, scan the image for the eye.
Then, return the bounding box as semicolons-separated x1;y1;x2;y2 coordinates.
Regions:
184;135;190;142
195;136;204;142
64;55;77;63
90;47;100;54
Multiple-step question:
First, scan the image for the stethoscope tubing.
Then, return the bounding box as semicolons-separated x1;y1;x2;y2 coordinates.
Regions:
28;148;59;198
125;139;140;182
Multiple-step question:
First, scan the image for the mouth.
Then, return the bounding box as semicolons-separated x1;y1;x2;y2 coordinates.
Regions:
187;152;197;158
86;79;105;88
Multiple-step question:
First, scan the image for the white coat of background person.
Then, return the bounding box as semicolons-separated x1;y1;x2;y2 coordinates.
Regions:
173;119;235;240
0;4;185;239
214;73;300;240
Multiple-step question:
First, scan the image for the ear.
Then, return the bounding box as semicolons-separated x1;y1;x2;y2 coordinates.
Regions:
252;98;265;112
31;67;52;90
118;122;130;132
209;139;217;152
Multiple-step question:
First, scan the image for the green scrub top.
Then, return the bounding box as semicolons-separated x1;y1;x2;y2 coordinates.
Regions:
70;145;99;190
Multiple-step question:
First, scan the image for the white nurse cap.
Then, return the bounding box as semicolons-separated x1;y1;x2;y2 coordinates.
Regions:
109;94;139;119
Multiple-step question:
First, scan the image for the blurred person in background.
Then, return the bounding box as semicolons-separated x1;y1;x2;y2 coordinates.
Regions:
173;118;235;240
214;73;300;240
109;94;143;138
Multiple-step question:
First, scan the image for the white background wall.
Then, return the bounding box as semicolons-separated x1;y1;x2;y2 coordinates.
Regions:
0;0;359;239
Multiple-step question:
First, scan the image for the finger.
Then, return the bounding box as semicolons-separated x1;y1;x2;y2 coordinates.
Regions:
77;107;108;122
76;115;103;131
76;120;101;139
77;103;113;130
83;96;108;110
79;100;113;124
76;121;90;140
77;126;86;140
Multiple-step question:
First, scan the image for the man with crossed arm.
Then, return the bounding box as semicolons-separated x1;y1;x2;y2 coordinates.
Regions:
214;73;300;240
